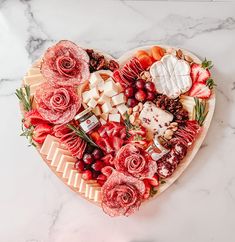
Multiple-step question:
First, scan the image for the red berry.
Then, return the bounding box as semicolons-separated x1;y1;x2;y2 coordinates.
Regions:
135;90;146;102
92;170;100;179
74;160;85;172
135;79;145;89
146;91;155;101
83;153;94;164
124;87;134;97
145;81;155;92
92;160;105;171
82;170;93;180
92;149;103;160
127;98;138;107
97;174;107;186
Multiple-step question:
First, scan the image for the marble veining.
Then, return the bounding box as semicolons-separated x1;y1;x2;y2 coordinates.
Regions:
0;0;235;242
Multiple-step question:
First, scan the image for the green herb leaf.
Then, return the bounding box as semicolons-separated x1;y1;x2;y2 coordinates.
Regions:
150;186;158;197
15;85;33;112
67;124;99;148
194;98;208;126
201;58;213;70
206;78;216;89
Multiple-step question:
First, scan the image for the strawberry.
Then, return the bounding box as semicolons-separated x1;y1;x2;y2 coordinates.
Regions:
23;109;48;128
190;59;213;83
32;123;53;144
188;82;211;99
146;174;159;187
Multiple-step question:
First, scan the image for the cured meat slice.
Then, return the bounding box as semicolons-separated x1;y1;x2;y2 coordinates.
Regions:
35;83;81;125
114;144;157;179
41;40;90;87
101;169;145;217
156;161;174;178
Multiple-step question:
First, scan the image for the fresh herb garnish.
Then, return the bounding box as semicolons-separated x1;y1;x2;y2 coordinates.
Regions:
15;85;33;112
201;58;213;70
150;186;158;197
123;112;133;138
206;78;216;89
194;97;208;126
67;124;99;148
20;124;36;147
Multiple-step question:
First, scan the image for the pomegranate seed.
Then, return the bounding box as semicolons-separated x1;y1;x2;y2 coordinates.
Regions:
74;160;85;172
92;170;100;179
92;149;103;160
146;91;155;101
83;153;94;164
135;90;146;102
135;79;145;89
92;160;105;171
145;81;155;92
82;170;93;180
124;87;134;97
127;98;138;107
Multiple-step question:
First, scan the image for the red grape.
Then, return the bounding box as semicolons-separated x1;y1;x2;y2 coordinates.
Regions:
127;98;138;107
146;91;155;101
145;81;155;92
83;153;94;164
74;160;84;172
135;79;145;89
82;170;93;180
92;160;105;171
92;149;103;160
124;87;134;97
135;90;147;102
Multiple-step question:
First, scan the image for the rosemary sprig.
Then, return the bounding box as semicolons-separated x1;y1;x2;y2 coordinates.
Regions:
201;58;213;70
15;85;33;112
123;112;133;138
194;97;208;126
67;124;99;148
20;125;36;147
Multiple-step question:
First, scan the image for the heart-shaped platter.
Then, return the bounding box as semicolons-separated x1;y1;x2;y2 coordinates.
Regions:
17;41;215;217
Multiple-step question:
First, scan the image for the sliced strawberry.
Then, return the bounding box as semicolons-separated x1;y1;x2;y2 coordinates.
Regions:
190;59;212;83
23;109;48;128
188;82;211;99
146;174;159;187
32;123;53;144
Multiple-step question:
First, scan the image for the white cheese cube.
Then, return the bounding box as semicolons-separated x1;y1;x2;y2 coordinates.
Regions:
103;78;119;97
97;80;105;92
116;104;128;115
112;93;125;106
92;106;102;116
89;72;104;88
97;93;110;105
82;90;91;103
89;87;100;99
109;114;121;122
87;98;97;108
100;118;107;125
102;101;112;113
110;108;118;114
100;113;108;121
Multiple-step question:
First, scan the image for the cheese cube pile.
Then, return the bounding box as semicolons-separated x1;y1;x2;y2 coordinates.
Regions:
82;71;128;123
40;135;101;204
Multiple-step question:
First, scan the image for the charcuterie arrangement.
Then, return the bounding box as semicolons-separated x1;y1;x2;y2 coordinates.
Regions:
16;40;215;217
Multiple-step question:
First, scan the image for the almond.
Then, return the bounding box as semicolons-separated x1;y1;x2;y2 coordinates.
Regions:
176;49;183;59
133;105;139;112
184;55;193;63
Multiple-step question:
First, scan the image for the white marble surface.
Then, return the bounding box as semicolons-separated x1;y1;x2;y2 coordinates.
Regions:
0;0;235;241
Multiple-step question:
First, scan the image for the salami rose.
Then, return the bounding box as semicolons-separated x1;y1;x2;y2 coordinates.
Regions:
114;144;157;179
35;83;81;124
101;169;145;217
41;40;90;86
